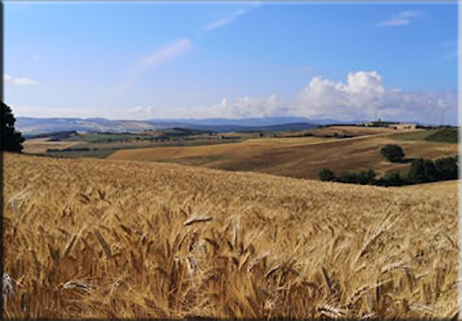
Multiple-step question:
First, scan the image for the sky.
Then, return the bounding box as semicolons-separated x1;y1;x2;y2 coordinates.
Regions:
3;1;459;125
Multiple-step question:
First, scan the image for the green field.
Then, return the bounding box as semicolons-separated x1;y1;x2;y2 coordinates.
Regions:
392;128;459;143
427;128;459;143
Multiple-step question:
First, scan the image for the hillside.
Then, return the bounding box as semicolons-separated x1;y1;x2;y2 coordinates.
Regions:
3;152;459;319
108;132;458;179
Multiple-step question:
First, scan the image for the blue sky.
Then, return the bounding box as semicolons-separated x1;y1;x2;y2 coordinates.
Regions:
3;1;459;124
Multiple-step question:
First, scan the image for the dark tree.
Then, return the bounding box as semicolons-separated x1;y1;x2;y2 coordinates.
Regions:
318;168;336;182
408;158;438;183
383;172;405;186
339;171;359;184
357;169;376;185
435;156;459;180
1;102;25;152
380;144;405;163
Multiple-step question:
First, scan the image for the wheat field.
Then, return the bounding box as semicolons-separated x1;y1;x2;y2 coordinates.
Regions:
2;152;460;319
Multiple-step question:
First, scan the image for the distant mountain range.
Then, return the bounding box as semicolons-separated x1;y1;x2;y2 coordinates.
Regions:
16;116;357;136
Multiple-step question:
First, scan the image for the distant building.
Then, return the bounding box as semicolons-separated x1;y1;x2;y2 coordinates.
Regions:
362;120;392;128
360;121;416;130
388;123;416;130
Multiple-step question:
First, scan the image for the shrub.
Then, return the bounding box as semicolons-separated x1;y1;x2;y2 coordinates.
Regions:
357;169;376;185
408;158;438;183
383;172;405;186
336;169;376;185
338;171;359;184
435;156;458;180
318;168;336;182
380;144;405;163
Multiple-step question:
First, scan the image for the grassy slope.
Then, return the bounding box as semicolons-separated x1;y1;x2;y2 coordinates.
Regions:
389;130;434;141
108;132;458;179
426;128;459;143
392;128;459;144
3;152;459;319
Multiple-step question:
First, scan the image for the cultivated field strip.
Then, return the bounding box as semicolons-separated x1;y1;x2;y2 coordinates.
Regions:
2;152;459;319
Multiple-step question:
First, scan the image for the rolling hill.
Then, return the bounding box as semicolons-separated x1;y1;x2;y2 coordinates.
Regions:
108;131;458;179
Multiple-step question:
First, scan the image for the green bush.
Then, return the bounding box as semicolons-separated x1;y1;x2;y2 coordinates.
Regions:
435;156;458;180
383;172;405;186
408;158;438;183
339;171;358;184
358;169;376;185
380;144;405;162
318;168;336;182
337;169;376;185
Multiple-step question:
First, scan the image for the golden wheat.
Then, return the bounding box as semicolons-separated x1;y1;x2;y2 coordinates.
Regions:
2;152;459;319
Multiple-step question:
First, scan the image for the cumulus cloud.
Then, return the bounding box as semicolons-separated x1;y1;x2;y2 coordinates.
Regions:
178;94;288;119
131;106;155;119
4;74;37;85
182;71;458;125
297;71;385;120
377;10;423;27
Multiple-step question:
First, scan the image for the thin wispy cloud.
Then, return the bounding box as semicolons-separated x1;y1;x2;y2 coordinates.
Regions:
122;38;192;89
301;66;315;74
377;10;423;27
4;74;37;85
204;9;249;31
204;3;260;32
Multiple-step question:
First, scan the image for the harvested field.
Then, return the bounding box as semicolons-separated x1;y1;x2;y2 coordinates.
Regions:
2;152;459;319
310;126;401;137
108;133;458;179
23;138;81;154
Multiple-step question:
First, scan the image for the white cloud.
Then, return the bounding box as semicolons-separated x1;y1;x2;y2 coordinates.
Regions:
377;10;423;27
297;71;385;120
181;71;458;125
377;19;409;27
4;74;37;85
177;94;287;119
131;106;155;119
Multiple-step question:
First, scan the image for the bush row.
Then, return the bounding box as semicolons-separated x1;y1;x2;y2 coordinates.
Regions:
319;155;459;187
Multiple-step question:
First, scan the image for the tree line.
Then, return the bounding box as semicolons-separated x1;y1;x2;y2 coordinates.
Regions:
319;144;459;186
